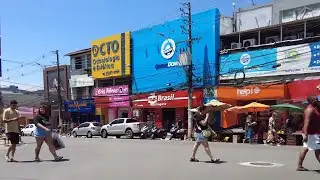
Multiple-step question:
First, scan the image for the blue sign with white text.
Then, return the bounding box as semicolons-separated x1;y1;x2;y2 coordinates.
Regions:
64;99;95;113
309;41;320;67
219;48;277;79
132;9;220;94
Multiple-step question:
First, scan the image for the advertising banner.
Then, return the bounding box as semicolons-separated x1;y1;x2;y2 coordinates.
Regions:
94;95;131;108
94;85;129;97
132;90;203;108
91;32;131;79
44;66;69;103
220;48;277;79
220;41;320;79
64;99;95;113
132;9;220;93
217;84;286;100
18;106;35;119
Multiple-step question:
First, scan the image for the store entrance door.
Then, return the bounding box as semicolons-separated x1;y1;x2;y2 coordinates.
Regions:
162;108;176;130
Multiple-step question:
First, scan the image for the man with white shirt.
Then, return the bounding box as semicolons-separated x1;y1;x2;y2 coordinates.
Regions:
2;100;20;162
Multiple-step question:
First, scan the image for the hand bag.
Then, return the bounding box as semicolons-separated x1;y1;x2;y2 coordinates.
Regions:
52;132;65;150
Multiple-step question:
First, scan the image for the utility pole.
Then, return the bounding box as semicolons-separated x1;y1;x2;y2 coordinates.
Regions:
181;2;194;140
55;50;63;133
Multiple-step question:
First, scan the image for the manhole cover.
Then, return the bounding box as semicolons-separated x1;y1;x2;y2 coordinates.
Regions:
250;162;274;166
239;161;284;168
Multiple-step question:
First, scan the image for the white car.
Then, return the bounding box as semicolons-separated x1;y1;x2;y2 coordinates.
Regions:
21;124;36;136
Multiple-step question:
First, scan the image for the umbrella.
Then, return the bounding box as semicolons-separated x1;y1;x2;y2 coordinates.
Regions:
225;106;247;113
271;104;303;112
239;102;270;112
205;100;232;111
188;100;232;112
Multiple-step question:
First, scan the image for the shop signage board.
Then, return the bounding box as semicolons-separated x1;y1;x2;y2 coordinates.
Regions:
94;95;131;108
217;84;286;100
132;90;203;108
64;99;95;113
220;41;320;79
132;9;220;93
288;79;320;101
94;85;129;97
91;32;131;79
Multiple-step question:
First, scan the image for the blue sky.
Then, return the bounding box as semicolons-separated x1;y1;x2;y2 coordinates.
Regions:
0;0;271;90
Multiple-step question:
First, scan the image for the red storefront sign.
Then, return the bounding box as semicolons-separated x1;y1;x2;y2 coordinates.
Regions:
95;96;130;108
132;90;203;108
288;79;320;101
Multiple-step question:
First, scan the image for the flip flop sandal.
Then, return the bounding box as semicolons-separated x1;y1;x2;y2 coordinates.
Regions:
190;157;200;162
211;158;220;163
54;156;63;161
296;167;308;171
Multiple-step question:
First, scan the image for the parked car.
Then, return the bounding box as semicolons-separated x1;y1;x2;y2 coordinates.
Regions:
100;118;143;139
21;124;36;136
72;122;102;138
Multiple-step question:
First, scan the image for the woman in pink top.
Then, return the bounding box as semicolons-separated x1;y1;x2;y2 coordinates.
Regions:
297;96;320;171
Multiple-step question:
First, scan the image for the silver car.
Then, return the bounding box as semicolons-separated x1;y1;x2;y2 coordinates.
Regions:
72;122;102;138
100;118;143;139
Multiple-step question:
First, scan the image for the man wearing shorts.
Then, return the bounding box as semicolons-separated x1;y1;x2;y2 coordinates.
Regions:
297;96;320;171
2;100;20;162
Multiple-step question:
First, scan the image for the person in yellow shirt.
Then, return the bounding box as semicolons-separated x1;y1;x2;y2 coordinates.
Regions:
2;100;20;162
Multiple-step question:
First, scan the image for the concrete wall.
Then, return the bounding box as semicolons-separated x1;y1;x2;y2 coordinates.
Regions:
220;16;233;35
234;0;320;32
273;0;320;24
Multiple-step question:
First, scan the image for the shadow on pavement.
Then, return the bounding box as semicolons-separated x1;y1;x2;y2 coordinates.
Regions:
201;160;228;164
312;170;320;173
16;159;70;163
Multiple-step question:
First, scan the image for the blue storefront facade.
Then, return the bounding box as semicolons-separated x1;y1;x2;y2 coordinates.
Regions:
131;8;221;128
132;8;220;93
64;98;98;126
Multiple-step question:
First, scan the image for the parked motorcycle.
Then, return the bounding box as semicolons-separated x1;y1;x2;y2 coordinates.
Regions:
66;128;74;137
169;124;186;140
140;125;152;139
150;126;167;140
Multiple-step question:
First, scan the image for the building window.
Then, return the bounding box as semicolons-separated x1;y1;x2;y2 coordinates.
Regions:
74;56;85;70
86;55;91;69
76;87;86;99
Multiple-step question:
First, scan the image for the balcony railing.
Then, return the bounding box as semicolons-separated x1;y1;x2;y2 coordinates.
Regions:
70;68;92;76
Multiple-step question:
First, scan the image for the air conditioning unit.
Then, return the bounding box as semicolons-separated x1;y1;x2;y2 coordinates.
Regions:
298;32;314;39
243;39;256;48
231;43;242;49
265;36;280;44
283;35;297;41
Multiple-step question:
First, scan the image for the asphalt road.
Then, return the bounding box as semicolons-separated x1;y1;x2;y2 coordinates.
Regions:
0;136;319;180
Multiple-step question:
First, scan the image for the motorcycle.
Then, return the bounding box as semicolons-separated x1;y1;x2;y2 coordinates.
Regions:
140;125;152;139
66;128;74;137
150;126;167;140
169;124;187;140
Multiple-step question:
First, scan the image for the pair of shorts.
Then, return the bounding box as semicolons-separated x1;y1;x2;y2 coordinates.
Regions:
34;127;50;137
303;134;320;151
195;132;207;142
6;132;20;144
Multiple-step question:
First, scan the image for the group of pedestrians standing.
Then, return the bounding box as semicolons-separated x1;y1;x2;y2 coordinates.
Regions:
2;100;63;162
188;96;320;170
